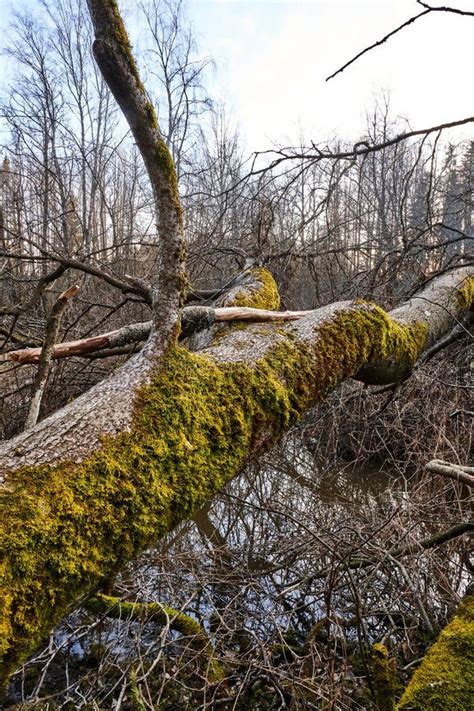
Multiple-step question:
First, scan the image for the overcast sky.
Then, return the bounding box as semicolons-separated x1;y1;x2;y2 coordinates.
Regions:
0;0;472;152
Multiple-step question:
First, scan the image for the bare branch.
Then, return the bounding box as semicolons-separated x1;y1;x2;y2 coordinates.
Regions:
327;1;474;81
426;459;474;487
23;285;80;430
326;8;431;82
1;307;313;364
0;264;68;317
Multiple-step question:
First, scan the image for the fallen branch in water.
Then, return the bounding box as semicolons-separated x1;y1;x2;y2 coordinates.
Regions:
425;459;474;487
84;593;223;681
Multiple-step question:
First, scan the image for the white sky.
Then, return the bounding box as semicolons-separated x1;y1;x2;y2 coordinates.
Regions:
0;0;472;152
185;0;474;151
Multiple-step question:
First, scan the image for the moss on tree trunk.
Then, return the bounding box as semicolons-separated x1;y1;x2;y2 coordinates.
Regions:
398;595;474;710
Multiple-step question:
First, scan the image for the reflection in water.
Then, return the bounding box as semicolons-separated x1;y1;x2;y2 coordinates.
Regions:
7;426;469;709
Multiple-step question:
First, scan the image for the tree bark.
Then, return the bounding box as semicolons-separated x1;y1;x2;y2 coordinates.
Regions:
86;0;186;328
425;459;474;487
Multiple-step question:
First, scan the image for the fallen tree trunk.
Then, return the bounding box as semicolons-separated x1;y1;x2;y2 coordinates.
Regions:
0;265;472;684
1;0;473;695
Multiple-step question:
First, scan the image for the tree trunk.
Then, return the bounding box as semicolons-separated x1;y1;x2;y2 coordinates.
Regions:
0;265;472;683
23;285;79;430
86;0;186;329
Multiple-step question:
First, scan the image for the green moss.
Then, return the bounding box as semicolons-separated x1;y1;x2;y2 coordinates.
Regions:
231;268;281;310
455;275;474;310
344;303;429;384
103;0;145;92
86;593;204;640
143;96;181;220
398;595;474;710
371;643;396;711
0;339;314;684
129;668;146;711
314;304;429;386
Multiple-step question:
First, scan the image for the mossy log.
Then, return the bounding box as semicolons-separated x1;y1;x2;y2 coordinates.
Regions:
84;593;224;681
0;266;473;684
398;595;474;710
371;643;396;711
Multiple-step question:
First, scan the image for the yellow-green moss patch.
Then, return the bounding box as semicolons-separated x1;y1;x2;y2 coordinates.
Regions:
398;595;474;710
371;643;396;711
0;340;315;683
455;275;474;310
231;268;281;310
346;303;429;384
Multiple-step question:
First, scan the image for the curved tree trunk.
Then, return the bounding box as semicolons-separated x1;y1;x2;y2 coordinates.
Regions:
1;0;188;491
0;265;472;683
